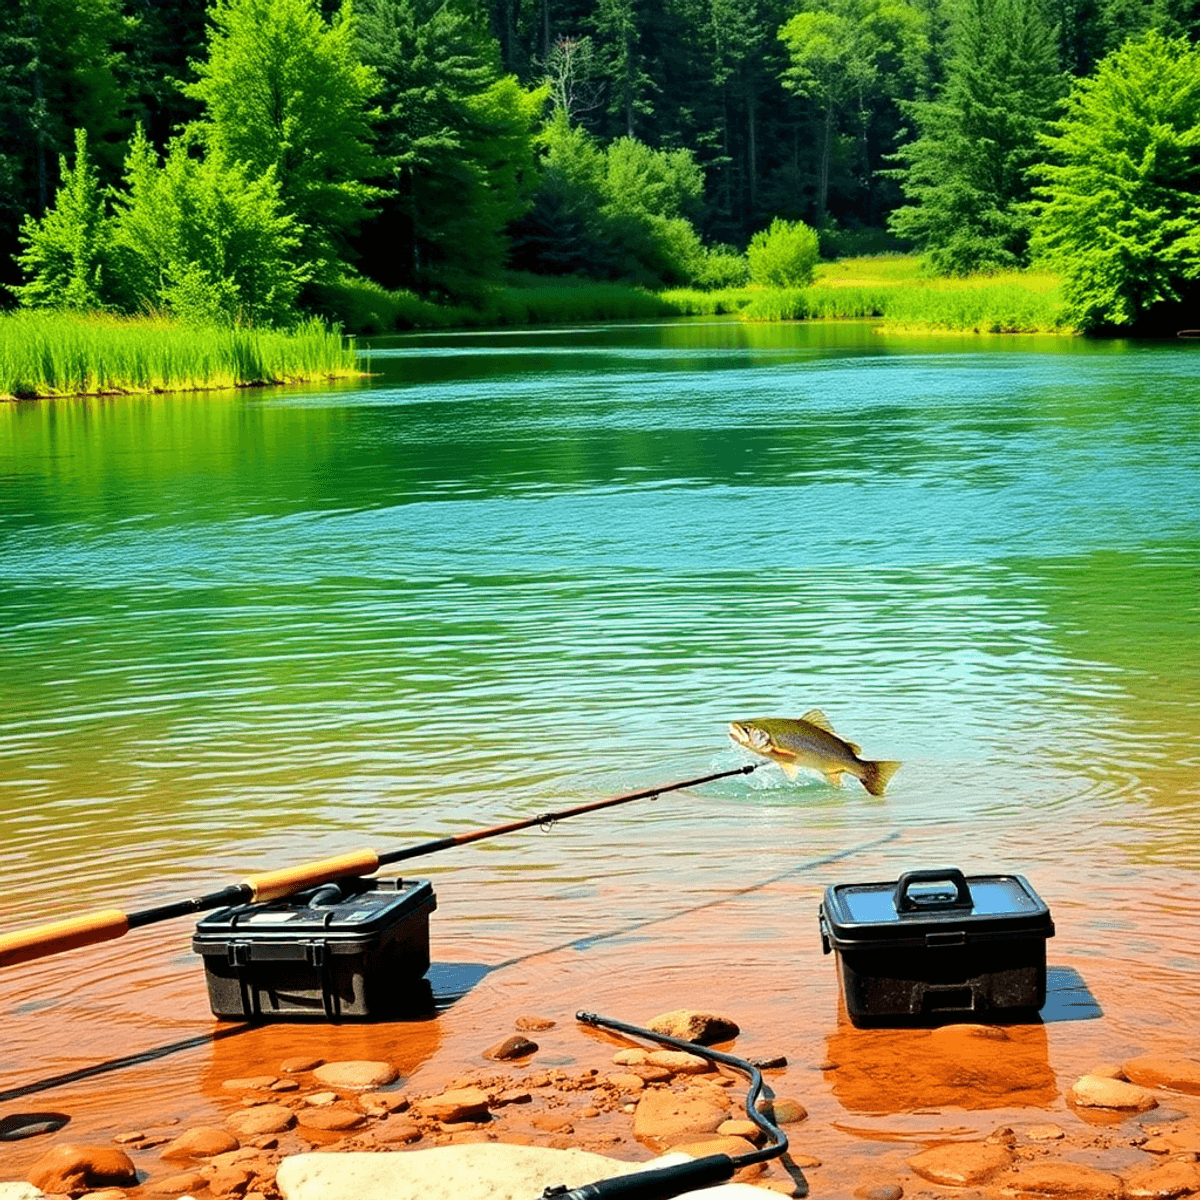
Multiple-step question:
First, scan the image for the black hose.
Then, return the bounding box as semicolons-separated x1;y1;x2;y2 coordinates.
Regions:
540;1011;788;1200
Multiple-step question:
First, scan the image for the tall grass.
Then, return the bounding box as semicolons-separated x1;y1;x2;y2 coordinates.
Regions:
0;311;360;400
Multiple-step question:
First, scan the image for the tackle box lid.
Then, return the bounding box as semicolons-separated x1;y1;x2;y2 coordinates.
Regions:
820;868;1054;949
192;877;435;954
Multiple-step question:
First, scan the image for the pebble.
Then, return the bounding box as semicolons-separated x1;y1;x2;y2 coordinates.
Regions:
1025;1124;1066;1141
1122;1161;1200;1197
224;1105;297;1136
312;1061;398;1090
632;1088;727;1146
612;1050;649;1066
530;1114;574;1134
1124;1055;1200;1096
717;1119;763;1142
670;1134;759;1161
604;1073;646;1093
855;1186;904;1200
515;1016;557;1031
0;1114;70;1143
280;1057;324;1074
994;1162;1123;1198
762;1182;804;1197
359;1091;409;1115
1069;1073;1159;1111
83;1189;128;1200
207;1165;252;1196
754;1097;808;1124
630;1065;673;1084
26;1144;138;1193
371;1118;423;1144
414;1087;491;1123
908;1142;1014;1186
483;1035;539;1061
748;1055;788;1070
222;1076;278;1091
295;1105;365;1131
646;1010;740;1045
270;1079;300;1093
305;1092;340;1107
160;1126;241;1159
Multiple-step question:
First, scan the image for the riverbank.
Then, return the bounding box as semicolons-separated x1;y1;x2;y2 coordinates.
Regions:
316;258;1071;336
0;313;361;401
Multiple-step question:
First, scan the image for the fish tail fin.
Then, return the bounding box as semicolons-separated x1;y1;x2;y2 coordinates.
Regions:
861;760;903;797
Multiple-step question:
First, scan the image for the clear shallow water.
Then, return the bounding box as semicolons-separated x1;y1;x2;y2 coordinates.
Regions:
1;319;1199;1179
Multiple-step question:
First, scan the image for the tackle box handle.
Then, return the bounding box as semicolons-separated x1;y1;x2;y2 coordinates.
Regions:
895;868;973;912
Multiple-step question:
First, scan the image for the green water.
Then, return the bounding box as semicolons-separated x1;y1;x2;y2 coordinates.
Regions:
1;318;1198;1095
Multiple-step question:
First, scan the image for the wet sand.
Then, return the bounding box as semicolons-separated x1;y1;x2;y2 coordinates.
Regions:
4;830;1200;1199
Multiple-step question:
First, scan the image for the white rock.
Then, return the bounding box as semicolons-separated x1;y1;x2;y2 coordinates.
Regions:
0;1187;46;1200
276;1146;768;1200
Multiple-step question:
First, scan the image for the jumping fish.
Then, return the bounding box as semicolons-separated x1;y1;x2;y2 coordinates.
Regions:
728;711;902;795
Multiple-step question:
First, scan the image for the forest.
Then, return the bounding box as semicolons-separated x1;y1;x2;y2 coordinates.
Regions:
3;0;1199;334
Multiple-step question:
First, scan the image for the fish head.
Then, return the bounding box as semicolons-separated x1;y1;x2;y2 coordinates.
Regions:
728;720;776;754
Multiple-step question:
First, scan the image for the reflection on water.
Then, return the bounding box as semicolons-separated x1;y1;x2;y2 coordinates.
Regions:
1;319;1199;1168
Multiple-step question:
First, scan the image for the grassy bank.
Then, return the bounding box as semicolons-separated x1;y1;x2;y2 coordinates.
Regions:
0;312;360;401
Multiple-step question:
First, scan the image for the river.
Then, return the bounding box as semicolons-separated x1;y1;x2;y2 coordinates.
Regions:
1;318;1198;1190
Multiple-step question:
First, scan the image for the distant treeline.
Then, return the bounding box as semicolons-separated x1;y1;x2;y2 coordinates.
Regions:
3;0;1199;332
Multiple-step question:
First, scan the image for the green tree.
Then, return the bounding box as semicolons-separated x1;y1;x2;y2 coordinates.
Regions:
109;130;304;325
184;0;379;275
747;215;819;285
1031;30;1200;331
888;0;1063;274
355;0;545;295
13;128;112;309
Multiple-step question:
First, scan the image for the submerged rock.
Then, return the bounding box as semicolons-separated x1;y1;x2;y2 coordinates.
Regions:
312;1061;398;1090
907;1142;1014;1186
1069;1074;1159;1111
632;1089;727;1147
161;1125;241;1159
1124;1055;1200;1096
645;1011;740;1045
995;1162;1124;1198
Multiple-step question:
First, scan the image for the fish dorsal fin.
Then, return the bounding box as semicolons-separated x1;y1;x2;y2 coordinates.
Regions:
801;709;837;734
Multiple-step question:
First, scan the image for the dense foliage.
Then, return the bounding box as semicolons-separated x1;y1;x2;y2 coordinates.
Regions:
4;0;1200;329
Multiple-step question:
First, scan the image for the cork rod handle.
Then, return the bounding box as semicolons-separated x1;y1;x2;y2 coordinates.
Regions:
0;909;131;969
243;848;381;902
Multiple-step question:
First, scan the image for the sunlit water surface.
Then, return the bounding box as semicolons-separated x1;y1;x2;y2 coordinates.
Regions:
1;319;1198;1187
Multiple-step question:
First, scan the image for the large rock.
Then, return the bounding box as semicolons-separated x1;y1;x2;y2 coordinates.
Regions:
633;1088;728;1147
275;1145;769;1200
1068;1074;1158;1111
1123;1055;1200;1096
646;1011;740;1046
907;1142;1014;1186
1123;1161;1200;1198
312;1061;398;1090
994;1163;1124;1198
26;1145;138;1194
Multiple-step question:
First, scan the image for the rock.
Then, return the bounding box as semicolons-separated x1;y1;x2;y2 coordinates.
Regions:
0;1114;71;1142
1025;1125;1066;1141
646;1011;740;1046
296;1107;365;1132
717;1120;763;1143
280;1057;324;1074
312;1061;398;1090
907;1143;1014;1186
995;1163;1124;1197
0;1186;46;1200
530;1115;574;1134
629;1066;673;1084
644;1051;711;1075
754;1098;807;1124
669;1135;759;1161
491;1091;531;1109
1069;1074;1159;1111
222;1077;278;1091
748;1056;788;1071
604;1074;646;1093
762;1182;803;1197
1088;1063;1128;1080
358;1093;409;1116
225;1106;297;1137
483;1036;538;1062
515;1017;556;1032
855;1186;904;1200
26;1145;138;1194
612;1051;649;1067
369;1119;422;1145
414;1088;491;1123
270;1080;300;1093
161;1126;242;1159
632;1089;727;1147
84;1189;129;1200
146;1172;208;1194
207;1166;252;1196
1141;1129;1200;1156
1124;1056;1200;1096
1123;1161;1200;1198
304;1092;340;1107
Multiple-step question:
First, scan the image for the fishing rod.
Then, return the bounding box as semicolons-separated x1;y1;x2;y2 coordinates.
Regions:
541;1011;789;1200
0;762;760;970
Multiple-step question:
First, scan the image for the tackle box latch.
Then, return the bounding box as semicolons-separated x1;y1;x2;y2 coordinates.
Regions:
925;930;966;948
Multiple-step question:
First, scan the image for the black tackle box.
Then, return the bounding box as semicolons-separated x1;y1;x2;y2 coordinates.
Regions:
192;876;435;1021
819;867;1054;1026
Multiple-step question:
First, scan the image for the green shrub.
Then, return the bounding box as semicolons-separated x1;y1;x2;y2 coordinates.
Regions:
747;219;820;288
